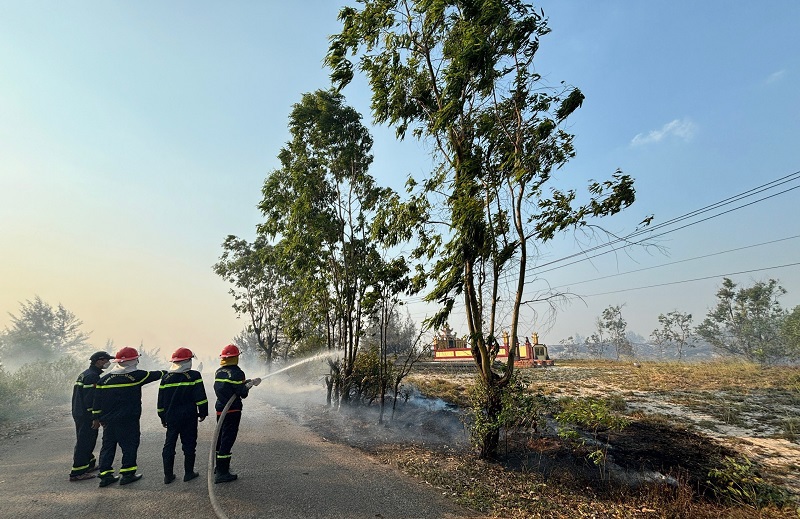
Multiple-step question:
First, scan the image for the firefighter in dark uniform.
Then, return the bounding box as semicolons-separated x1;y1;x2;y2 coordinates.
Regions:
69;351;113;481
158;347;208;484
213;344;260;483
92;347;164;487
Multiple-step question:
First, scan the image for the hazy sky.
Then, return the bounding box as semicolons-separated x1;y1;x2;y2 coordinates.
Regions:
2;1;798;359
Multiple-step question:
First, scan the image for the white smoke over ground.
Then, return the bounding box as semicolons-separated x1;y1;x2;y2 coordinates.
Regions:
246;353;470;452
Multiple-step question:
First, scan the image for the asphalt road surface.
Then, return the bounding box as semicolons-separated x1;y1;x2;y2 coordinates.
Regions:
0;384;478;519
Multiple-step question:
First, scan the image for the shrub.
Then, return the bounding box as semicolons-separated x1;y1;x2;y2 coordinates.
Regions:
707;456;791;509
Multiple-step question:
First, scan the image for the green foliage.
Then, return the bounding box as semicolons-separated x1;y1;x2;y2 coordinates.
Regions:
0;356;82;424
781;305;800;359
327;0;639;459
697;278;791;364
0;366;14;423
255;89;403;397
555;396;630;476
466;373;550;454
597;305;633;360
214;236;287;366
707;456;791;509
651;310;696;361
0;296;91;365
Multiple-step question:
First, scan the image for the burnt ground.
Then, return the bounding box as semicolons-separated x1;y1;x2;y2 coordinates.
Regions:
502;420;740;497
263;381;749;502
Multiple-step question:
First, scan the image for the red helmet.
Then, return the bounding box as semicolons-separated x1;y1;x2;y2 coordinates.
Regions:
219;344;240;358
170;347;194;362
114;347;140;362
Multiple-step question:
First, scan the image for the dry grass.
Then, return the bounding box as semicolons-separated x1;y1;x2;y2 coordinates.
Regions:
376;445;797;519
399;359;800;518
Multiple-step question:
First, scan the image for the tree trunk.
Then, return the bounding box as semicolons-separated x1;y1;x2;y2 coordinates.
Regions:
478;382;502;460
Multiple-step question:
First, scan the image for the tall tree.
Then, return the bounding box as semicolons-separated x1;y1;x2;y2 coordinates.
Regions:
651;311;695;361
781;305;800;360
696;278;789;364
328;0;638;457
598;305;632;360
214;235;286;366
258;89;392;402
0;296;91;365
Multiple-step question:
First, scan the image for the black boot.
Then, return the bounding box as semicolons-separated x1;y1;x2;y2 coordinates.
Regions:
119;473;142;485
183;453;199;482
98;473;120;487
163;452;176;484
214;457;237;484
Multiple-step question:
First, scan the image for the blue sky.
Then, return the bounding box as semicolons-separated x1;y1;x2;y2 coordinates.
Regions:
1;1;798;358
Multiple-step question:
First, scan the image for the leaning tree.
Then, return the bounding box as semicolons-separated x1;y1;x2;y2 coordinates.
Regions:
327;0;639;457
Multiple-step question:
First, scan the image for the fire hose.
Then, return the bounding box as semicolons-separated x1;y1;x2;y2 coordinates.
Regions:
207;377;261;519
204;352;331;518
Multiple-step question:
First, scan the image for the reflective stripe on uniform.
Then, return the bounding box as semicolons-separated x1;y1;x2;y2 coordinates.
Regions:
97;380;150;389
159;379;204;389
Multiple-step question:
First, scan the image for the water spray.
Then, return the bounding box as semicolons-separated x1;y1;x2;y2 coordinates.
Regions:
207;351;335;519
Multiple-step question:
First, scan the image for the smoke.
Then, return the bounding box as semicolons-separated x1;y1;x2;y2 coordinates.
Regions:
245;353;469;451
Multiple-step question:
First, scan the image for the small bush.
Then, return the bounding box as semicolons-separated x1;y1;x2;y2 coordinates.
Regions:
780;417;799;442
707;456;792;509
0;356;82;429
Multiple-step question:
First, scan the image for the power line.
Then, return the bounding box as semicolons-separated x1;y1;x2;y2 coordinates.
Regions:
400;170;800;305
579;261;800;297
528;173;800;276
548;234;800;290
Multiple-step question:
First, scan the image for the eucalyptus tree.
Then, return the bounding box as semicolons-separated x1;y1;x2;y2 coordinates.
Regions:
651;310;695;361
213;235;286;366
0;296;91;365
782;306;800;360
697;278;789;364
598;305;632;360
327;0;638;457
363;256;412;423
258;89;392;403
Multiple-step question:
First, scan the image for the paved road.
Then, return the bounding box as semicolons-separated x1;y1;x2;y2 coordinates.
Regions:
0;385;478;519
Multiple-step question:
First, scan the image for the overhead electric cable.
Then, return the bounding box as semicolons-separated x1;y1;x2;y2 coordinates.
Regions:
579;261;800;297
400;170;800;306
529;182;800;276
548;234;800;290
526;170;800;272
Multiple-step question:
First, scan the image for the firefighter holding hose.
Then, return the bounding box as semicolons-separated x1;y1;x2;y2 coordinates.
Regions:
158;347;208;484
213;344;260;483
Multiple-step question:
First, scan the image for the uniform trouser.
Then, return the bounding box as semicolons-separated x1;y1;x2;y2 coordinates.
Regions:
98;417;141;477
70;416;98;475
215;411;241;462
163;419;198;469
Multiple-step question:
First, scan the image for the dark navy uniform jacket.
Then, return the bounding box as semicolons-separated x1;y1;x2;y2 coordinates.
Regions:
92;369;163;423
214;365;250;414
72;364;103;421
157;370;209;424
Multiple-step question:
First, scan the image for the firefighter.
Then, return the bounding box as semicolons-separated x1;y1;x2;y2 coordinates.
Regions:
158;347;208;484
92;347;164;487
69;351;113;481
213;344;260;484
